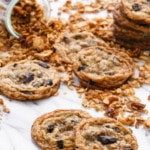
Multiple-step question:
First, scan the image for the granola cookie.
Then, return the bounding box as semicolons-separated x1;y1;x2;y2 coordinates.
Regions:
113;23;150;41
115;36;150;50
121;0;150;24
31;109;91;150
113;4;150;33
73;46;134;89
54;31;106;63
75;118;138;150
0;59;60;100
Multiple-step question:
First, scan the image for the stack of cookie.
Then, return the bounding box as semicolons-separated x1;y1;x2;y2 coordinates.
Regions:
113;0;150;50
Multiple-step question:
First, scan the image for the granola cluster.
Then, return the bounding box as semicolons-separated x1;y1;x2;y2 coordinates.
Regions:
0;0;65;66
0;0;150;128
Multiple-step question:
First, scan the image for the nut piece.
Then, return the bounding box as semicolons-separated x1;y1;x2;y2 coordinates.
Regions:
144;117;150;128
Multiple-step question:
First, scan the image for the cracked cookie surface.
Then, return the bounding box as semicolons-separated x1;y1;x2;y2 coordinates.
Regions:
54;31;106;64
73;46;134;89
113;3;150;33
121;0;150;24
31;109;91;150
0;59;60;100
75;118;138;150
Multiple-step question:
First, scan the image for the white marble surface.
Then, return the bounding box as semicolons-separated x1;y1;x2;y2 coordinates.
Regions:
0;0;150;150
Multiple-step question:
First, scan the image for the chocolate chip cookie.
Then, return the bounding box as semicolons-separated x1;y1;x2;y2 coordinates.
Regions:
113;4;150;33
54;31;106;64
31;109;91;150
0;59;60;100
113;23;150;41
73;46;134;89
121;0;150;24
75;118;138;150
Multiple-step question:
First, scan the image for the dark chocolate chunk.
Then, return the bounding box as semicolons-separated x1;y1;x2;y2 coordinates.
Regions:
21;91;33;95
132;4;140;11
77;65;87;71
74;34;82;40
89;80;95;85
13;63;18;67
49;22;55;28
71;120;77;125
105;125;110;128
97;135;117;145
23;73;34;84
37;61;50;68
46;79;53;86
57;140;64;149
47;124;55;133
147;0;150;2
52;47;57;53
105;72;114;76
63;35;69;42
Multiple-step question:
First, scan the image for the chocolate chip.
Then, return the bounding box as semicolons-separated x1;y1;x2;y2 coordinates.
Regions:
147;0;150;2
13;63;18;67
49;22;55;28
57;140;64;149
105;125;110;128
52;47;57;53
71;120;77;125
37;61;50;68
23;73;34;84
77;65;87;71
132;4;140;11
21;91;33;95
89;80;95;85
47;124;55;133
46;79;53;86
105;72;114;76
63;35;69;42
74;34;82;40
97;135;117;145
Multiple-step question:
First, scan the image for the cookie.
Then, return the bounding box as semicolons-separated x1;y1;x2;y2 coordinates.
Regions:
0;59;60;100
113;23;150;41
115;37;150;50
113;4;150;33
121;0;150;24
31;109;91;150
73;46;134;89
54;31;106;64
75;117;138;150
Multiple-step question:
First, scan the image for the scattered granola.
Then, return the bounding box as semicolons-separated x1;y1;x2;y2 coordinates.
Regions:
0;98;10;113
144;117;150;128
0;98;10;127
0;0;150;129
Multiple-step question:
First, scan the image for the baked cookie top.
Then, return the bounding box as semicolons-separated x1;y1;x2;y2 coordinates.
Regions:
54;31;106;63
113;3;150;33
0;59;60;100
73;46;134;89
121;0;150;24
75;118;138;150
31;109;91;150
